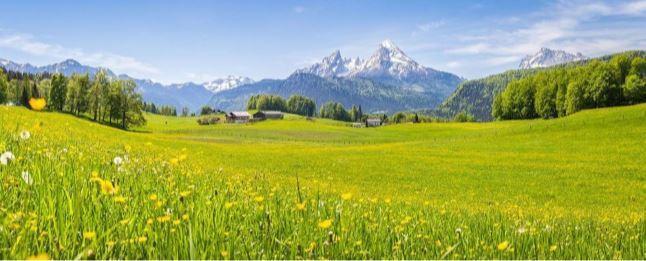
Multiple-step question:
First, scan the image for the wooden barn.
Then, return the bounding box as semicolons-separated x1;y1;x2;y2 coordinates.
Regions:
253;111;284;120
366;118;382;127
226;111;251;123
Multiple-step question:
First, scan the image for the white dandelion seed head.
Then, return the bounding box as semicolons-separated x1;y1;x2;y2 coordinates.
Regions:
113;156;124;165
21;171;33;185
1;151;15;165
517;226;527;234
20;130;30;140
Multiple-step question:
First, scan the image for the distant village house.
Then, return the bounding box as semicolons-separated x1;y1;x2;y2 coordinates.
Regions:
366;118;382;127
253;111;284;120
226;111;251;123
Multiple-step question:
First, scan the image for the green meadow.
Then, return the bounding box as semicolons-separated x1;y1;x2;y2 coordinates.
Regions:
0;104;644;259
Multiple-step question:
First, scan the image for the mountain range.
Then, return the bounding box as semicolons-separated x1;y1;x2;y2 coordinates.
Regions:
0;58;251;112
1;45;600;117
209;40;464;113
519;48;586;69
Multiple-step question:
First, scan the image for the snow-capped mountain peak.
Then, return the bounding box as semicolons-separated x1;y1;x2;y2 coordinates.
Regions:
296;50;362;78
202;75;254;93
352;40;427;79
519;48;586;69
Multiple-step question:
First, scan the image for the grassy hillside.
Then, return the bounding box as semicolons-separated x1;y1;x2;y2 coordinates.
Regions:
0;104;644;259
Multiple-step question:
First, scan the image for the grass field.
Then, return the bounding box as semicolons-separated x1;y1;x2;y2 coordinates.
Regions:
0;104;644;259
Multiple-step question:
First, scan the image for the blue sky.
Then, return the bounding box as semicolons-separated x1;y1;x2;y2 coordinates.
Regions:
1;0;644;83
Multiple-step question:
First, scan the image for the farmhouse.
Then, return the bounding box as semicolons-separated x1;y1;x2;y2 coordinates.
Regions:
226;111;251;123
253;111;284;120
366;118;382;127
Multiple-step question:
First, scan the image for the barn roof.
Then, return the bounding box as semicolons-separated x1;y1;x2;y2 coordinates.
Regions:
258;111;283;116
367;118;382;122
229;111;251;117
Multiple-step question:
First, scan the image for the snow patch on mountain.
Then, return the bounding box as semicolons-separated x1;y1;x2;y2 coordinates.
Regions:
519;48;586;69
203;75;255;93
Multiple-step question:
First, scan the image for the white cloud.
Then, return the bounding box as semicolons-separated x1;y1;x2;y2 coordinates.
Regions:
412;20;445;36
443;0;646;67
446;61;462;68
0;33;158;76
293;6;305;13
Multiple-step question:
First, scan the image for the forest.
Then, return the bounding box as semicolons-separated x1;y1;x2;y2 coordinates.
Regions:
493;52;646;120
0;69;146;129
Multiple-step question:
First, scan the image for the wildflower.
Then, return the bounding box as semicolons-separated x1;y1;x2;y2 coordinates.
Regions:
224;202;234;209
182;214;189;221
173;219;180;225
220;250;229;258
157;215;171;223
549;245;558;252
137;236;147;243
497;241;510;251
26;253;50;260
21;171;33;185
149;194;158;201
99;180;117;195
28;98;47;111
83;231;96;240
20;130;31;140
296;202;306;211
169;158;179;165
318;219;333;229
0;151;15;165
341;193;353;200
113;196;127;203
254;196;264;203
179;191;191;197
113;156;123;165
517;226;527;234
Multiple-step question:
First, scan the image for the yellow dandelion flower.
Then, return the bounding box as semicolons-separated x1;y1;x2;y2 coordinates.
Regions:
179;191;191;197
137;236;147;243
318;219;333;229
149;194;158;201
254;196;264;203
28;98;47;111
220;250;229;258
83;231;96;240
497;241;510;251
157;215;171;223
26;253;50;260
549;245;558;252
119;219;131;225
341;193;353;200
169;158;179;165
113;196;127;203
182;214;189;221
99;180;117;195
173;219;180;225
224;202;234;209
296;202;306;211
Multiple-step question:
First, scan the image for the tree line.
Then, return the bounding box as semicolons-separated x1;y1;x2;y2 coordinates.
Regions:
0;69;146;129
493;52;646;120
247;94;316;117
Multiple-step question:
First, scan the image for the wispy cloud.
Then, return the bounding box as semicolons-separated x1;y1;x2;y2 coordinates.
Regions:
412;20;445;36
0;32;158;76
444;0;646;67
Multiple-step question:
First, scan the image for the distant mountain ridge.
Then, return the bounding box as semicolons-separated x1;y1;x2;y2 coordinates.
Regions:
0;58;252;112
519;48;586;69
210;40;464;113
298;40;463;98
